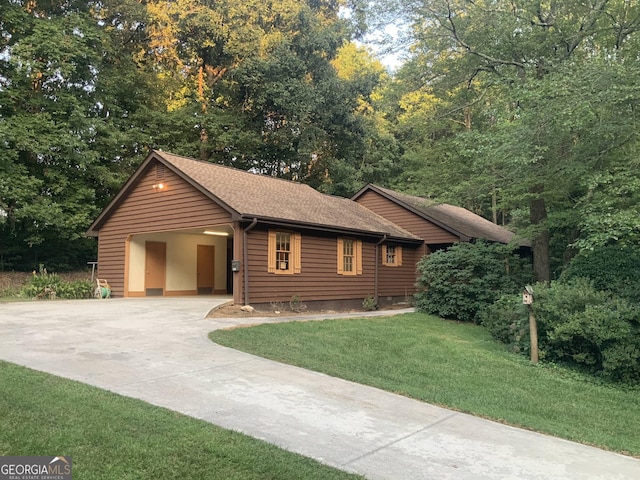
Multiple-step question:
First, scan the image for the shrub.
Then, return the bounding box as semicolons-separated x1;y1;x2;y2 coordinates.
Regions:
362;294;378;311
415;241;532;323
289;295;307;313
533;279;640;383
481;295;530;355
561;245;640;302
484;279;640;384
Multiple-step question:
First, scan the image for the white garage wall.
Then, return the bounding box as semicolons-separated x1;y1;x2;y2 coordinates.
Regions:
128;232;228;294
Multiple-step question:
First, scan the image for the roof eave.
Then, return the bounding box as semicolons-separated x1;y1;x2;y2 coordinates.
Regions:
237;215;423;244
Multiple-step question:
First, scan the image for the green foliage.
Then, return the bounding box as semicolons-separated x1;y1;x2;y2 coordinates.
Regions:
415;242;532;323
532;280;640;384
20;267;93;300
0;0;153;269
481;295;530;355
289;295;307;313
561;245;640;302
366;0;640;279
362;294;378;311
484;279;640;384
1;0;380;268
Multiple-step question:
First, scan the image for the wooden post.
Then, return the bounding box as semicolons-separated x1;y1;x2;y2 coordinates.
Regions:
523;285;538;364
528;304;539;364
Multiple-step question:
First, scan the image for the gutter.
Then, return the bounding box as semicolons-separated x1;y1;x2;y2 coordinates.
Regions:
237;214;422;244
243;218;258;306
374;234;387;302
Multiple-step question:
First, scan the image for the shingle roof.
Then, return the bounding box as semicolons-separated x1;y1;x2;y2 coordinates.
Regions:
154;151;420;241
358;185;523;245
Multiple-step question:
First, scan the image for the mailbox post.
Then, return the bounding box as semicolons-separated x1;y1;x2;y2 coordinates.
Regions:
523;285;538;364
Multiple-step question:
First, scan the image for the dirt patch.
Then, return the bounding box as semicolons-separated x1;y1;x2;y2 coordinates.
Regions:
207;302;410;318
208;303;328;318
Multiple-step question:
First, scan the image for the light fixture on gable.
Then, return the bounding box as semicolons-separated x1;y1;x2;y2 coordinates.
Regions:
152;183;166;191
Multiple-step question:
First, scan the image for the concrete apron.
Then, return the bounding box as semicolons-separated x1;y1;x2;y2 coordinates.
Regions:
0;298;638;480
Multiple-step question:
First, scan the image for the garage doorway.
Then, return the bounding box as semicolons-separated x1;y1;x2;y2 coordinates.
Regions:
145;241;166;296
197;244;215;295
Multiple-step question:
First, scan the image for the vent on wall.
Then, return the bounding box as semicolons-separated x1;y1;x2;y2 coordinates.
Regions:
156;164;166;180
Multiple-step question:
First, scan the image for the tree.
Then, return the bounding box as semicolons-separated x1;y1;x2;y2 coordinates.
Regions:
364;0;640;279
0;0;160;269
0;0;383;268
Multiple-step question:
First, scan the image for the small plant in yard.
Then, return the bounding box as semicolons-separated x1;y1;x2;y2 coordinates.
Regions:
289;295;307;313
0;277;21;298
20;265;93;300
270;301;286;313
482;294;531;355
362;294;378;311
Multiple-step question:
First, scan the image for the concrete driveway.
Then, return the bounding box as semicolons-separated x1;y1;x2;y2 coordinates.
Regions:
0;298;638;480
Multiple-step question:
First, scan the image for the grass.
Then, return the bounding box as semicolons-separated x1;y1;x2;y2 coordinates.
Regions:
210;313;640;457
0;361;362;480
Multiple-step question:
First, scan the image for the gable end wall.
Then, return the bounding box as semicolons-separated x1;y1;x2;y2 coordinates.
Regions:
96;161;233;296
356;191;460;249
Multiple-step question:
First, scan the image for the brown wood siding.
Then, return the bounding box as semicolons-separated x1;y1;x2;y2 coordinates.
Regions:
96;161;233;296
356;191;460;247
245;228;377;304
377;245;421;298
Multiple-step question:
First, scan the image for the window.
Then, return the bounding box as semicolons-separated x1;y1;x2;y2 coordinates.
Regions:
337;238;362;275
382;245;402;267
343;239;355;273
386;245;396;264
276;232;291;271
268;230;301;274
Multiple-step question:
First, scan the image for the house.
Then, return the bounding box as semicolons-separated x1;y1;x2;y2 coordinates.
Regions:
352;184;525;258
87;150;426;309
87;151;521;309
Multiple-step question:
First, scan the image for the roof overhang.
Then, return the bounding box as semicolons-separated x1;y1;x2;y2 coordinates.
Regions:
236;215;424;245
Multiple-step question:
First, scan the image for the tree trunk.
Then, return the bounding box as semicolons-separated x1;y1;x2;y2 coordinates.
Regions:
492;189;498;224
530;187;551;283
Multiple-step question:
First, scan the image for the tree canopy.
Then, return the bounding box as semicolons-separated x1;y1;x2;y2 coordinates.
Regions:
362;0;640;279
1;0;638;276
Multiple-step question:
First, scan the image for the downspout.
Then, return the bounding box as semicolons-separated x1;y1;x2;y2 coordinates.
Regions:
243;218;258;305
375;235;387;301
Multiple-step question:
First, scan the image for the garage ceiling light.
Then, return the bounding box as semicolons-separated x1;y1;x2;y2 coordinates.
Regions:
203;231;229;236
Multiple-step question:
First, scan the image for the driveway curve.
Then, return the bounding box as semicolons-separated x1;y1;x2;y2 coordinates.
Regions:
0;297;638;480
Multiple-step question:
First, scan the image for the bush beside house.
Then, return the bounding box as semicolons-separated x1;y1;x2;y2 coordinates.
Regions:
485;246;640;387
417;241;640;385
560;245;640;302
415;241;532;323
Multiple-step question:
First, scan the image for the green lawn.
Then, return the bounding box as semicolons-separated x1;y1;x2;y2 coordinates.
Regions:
0;361;362;480
210;313;640;457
